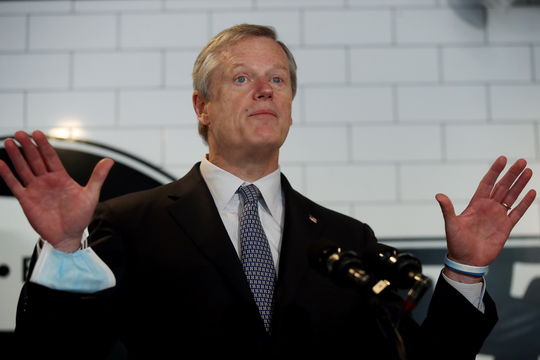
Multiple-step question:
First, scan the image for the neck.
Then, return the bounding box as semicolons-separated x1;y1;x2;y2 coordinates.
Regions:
207;150;279;182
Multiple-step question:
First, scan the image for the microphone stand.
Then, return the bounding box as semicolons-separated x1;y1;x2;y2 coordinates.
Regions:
364;291;408;360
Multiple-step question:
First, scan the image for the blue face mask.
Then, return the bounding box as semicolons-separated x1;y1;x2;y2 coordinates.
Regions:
30;240;116;293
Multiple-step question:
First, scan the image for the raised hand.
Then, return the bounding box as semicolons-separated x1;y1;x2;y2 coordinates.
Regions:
436;156;536;282
0;130;114;252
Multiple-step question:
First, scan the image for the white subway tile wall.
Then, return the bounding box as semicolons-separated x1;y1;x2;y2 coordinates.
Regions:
165;0;253;10
534;46;540;80
165;50;201;87
445;124;536;160
304;86;394;123
27;91;116;126
352;125;442;161
0;1;539;240
398;85;487;122
292;48;348;85
72;127;163;164
442;46;532;82
73;1;161;12
351;48;440;83
490;85;540;120
211;11;301;46
0;54;70;89
395;8;485;44
73;52;162;88
0;93;24;126
400;162;492;202
280;125;349;163
306;163;397;202
163;126;208;167
304;10;392;45
29;15;117;50
0;16;26;50
118;89;194;125
120;13;208;48
0;1;71;14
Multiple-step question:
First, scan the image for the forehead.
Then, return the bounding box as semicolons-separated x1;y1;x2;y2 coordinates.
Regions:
217;36;290;71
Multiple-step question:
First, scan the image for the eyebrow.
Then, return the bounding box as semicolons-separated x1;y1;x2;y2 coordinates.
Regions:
230;64;289;73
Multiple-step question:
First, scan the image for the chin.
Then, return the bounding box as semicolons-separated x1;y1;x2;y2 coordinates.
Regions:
257;132;286;145
245;137;283;153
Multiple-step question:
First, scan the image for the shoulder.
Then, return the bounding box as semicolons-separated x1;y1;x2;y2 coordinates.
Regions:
94;163;204;220
98;180;178;211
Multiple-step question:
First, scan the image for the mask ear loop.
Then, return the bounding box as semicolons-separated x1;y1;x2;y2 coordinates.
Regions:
81;233;88;249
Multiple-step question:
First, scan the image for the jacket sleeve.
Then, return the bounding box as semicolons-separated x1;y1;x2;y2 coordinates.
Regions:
412;274;498;360
14;203;126;360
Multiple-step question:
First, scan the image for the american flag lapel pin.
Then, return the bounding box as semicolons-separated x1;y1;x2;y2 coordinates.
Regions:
309;214;318;224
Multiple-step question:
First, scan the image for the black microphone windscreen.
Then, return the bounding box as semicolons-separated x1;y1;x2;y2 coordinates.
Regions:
307;240;340;276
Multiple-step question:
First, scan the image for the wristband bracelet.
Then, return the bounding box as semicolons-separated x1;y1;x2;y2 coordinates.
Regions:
444;255;488;277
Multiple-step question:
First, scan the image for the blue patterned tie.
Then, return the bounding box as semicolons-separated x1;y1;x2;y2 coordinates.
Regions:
238;184;276;333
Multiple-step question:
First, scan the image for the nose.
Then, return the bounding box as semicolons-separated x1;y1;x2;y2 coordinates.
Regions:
254;79;273;100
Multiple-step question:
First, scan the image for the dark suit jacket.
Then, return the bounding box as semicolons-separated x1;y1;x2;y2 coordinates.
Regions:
15;163;497;360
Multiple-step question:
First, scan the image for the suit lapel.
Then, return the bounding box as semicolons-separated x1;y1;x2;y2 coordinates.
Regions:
165;164;253;303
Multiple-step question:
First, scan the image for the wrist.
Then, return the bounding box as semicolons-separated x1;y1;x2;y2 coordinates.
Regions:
442;267;484;284
50;236;83;253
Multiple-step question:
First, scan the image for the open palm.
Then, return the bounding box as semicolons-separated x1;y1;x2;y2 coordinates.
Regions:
436;156;536;267
0;131;113;252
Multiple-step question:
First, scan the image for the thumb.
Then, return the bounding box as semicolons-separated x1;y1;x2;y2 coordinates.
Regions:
87;158;114;195
435;193;456;222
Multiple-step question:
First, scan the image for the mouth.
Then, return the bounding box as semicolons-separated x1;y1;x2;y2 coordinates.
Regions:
249;109;278;118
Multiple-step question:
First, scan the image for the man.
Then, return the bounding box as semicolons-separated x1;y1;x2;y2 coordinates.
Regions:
0;24;536;359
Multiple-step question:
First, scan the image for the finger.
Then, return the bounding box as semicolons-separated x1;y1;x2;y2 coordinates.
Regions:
470;156;507;202
508;189;537;227
14;130;48;176
0;160;25;197
490;158;527;203
31;130;66;172
3;137;35;186
436;193;456;221
501;167;533;208
86;158;114;196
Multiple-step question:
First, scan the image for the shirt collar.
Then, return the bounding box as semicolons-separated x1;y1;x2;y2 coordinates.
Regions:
199;155;283;218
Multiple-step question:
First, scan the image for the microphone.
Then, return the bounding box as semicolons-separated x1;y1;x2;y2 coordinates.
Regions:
364;243;432;312
309;241;432;311
309;242;392;296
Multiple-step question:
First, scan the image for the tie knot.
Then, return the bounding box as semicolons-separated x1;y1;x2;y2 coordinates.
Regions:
238;184;261;204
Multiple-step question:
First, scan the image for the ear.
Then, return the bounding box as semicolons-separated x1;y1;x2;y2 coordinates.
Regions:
193;91;210;126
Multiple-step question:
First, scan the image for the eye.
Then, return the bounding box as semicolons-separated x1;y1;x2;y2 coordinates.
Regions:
235;75;247;83
271;76;282;84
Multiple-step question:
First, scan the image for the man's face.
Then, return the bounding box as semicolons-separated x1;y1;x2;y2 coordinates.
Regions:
196;36;293;162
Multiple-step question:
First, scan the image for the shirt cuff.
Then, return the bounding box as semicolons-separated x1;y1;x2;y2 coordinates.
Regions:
442;271;486;314
29;232;116;293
